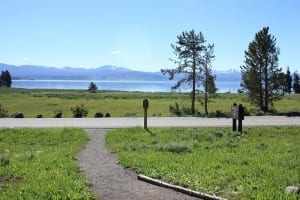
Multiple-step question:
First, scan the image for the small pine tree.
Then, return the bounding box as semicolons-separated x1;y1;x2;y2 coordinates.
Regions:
88;82;98;93
293;72;300;94
0;70;12;87
284;67;292;94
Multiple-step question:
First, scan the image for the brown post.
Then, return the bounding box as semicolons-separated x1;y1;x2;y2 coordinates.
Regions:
232;103;237;131
143;99;149;129
238;104;244;132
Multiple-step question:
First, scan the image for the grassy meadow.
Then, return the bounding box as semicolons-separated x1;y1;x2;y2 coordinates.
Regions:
0;128;95;199
1;87;300;118
106;127;300;200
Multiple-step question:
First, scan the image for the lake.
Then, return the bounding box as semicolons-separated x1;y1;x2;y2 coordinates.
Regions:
12;80;241;93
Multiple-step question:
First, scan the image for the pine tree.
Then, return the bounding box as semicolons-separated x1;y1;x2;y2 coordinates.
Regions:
161;30;214;115
0;70;12;87
240;27;283;112
284;67;292;94
293;72;300;94
202;44;215;116
206;74;217;95
88;82;98;93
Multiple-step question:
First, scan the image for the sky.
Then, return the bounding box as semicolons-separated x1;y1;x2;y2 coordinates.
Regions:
0;0;299;72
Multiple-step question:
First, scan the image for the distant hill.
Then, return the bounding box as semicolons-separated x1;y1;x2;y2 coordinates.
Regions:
0;63;241;82
213;69;241;82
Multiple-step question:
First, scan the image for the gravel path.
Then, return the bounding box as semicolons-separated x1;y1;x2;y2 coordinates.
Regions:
77;129;199;200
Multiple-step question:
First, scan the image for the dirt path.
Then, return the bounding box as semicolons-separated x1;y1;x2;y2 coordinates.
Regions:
77;129;199;200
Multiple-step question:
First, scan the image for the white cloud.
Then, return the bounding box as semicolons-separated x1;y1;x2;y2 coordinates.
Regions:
22;57;29;62
112;50;121;55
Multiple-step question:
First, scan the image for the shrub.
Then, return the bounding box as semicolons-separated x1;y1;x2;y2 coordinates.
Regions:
169;102;181;116
286;111;300;117
36;114;43;118
94;112;103;118
181;106;193;115
0;104;9;118
12;112;24;118
0;156;10;167
169;102;199;116
70;105;89;118
53;110;63;118
166;141;193;153
105;113;111;117
256;110;265;116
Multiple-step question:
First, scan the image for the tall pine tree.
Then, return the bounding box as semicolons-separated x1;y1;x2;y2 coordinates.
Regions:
202;44;215;116
241;27;283;112
161;30;214;115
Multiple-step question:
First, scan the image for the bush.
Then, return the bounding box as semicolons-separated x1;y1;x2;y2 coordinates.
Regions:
53;110;63;118
181;106;193;115
0;156;10;167
0;104;9;118
12;112;24;118
169;102;181;116
94;112;103;118
105;113;111;117
286;111;300;117
169;102;200;116
166;141;193;153
36;114;43;118
71;105;88;118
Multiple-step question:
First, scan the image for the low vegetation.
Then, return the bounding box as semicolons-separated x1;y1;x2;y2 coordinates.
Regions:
70;104;89;118
0;128;95;199
0;104;9;118
106;127;300;199
0;88;299;118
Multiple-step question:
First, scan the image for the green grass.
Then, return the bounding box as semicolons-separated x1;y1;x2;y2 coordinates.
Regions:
0;128;95;199
1;88;299;117
106;127;300;199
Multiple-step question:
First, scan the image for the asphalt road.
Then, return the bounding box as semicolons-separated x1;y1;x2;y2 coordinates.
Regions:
0;116;299;128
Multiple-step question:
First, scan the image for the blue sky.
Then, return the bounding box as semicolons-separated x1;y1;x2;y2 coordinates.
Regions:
0;0;299;72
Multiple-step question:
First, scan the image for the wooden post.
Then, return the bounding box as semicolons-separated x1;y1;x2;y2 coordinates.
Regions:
143;99;149;129
232;103;237;131
238;104;244;133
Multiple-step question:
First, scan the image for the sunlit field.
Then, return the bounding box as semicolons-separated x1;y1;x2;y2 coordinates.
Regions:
106;127;300;199
0;128;95;199
1;88;299;118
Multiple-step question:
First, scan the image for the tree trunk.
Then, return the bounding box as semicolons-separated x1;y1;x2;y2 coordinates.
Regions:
264;60;269;112
204;65;208;116
191;60;196;115
259;64;264;112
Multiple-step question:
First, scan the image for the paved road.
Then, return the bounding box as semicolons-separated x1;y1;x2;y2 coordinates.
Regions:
0;116;299;128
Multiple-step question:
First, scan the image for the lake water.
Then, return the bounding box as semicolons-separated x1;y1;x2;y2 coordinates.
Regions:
12;80;241;93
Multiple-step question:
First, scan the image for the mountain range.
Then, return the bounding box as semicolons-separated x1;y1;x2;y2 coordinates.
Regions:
0;63;241;82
